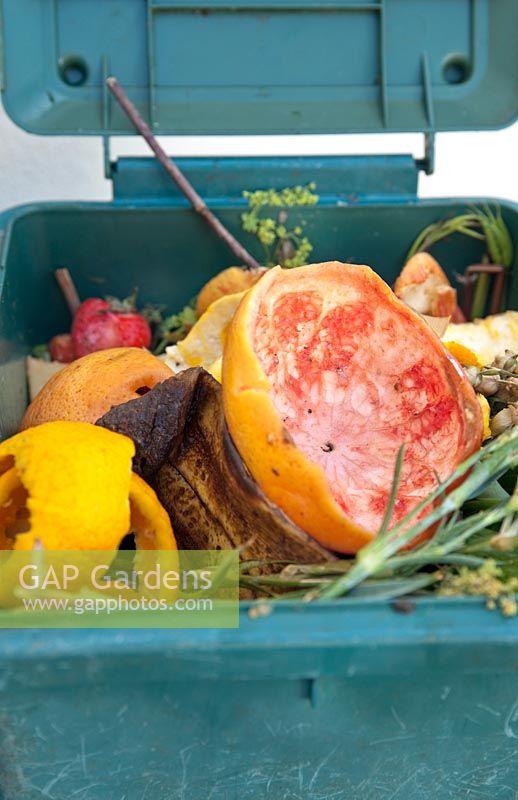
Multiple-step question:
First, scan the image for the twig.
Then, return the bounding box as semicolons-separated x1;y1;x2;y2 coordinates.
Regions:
54;268;81;316
106;76;261;271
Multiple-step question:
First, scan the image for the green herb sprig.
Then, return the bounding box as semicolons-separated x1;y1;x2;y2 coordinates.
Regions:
241;430;518;612
406;206;514;319
142;302;197;355
406;206;514;267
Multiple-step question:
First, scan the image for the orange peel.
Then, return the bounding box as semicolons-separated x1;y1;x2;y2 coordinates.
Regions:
195;266;265;317
443;341;483;369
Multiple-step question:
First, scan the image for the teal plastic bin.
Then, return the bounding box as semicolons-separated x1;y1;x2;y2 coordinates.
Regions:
0;1;517;798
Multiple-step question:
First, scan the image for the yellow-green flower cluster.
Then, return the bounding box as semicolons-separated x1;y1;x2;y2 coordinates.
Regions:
241;183;318;269
439;559;518;617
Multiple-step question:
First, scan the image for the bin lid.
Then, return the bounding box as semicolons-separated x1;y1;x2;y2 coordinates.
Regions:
1;0;517;137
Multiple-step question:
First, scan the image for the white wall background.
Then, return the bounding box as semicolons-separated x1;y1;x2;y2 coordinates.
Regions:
0;103;516;211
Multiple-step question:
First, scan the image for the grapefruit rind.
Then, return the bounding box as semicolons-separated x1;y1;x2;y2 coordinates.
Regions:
223;262;483;553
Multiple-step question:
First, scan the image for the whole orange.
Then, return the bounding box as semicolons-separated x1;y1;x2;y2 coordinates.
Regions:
21;348;172;430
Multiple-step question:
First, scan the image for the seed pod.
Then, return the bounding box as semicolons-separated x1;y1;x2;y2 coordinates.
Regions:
464;366;481;388
478;377;500;397
490;403;518;438
463;366;501;397
503;354;518;373
492;351;518;373
493;377;518;404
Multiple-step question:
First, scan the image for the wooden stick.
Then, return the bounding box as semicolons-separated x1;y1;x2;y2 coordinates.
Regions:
55;268;81;316
462;264;505;320
106;77;261;271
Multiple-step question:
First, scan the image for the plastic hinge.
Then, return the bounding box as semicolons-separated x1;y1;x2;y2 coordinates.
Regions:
416;133;436;176
108;155;419;206
105;140;434;184
415;52;436;176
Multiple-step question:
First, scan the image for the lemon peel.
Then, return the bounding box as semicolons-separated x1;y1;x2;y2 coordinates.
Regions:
129;472;175;550
0;421;176;551
476;394;492;441
207;356;223;383
171;291;246;371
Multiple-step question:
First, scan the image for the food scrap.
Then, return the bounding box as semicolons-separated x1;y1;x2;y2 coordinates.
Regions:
0;421;176;551
165;290;246;374
195;266;265;317
18;227;518;612
443;311;518;366
394;251;460;319
46;293;152;363
23;348;173;428
223;261;482;553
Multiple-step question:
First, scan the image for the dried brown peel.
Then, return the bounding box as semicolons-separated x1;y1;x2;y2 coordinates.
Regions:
97;369;333;563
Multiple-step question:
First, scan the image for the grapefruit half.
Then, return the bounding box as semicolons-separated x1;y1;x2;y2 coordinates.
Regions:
223;262;483;553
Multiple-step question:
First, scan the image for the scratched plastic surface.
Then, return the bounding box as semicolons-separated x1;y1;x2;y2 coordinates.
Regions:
0;601;517;799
